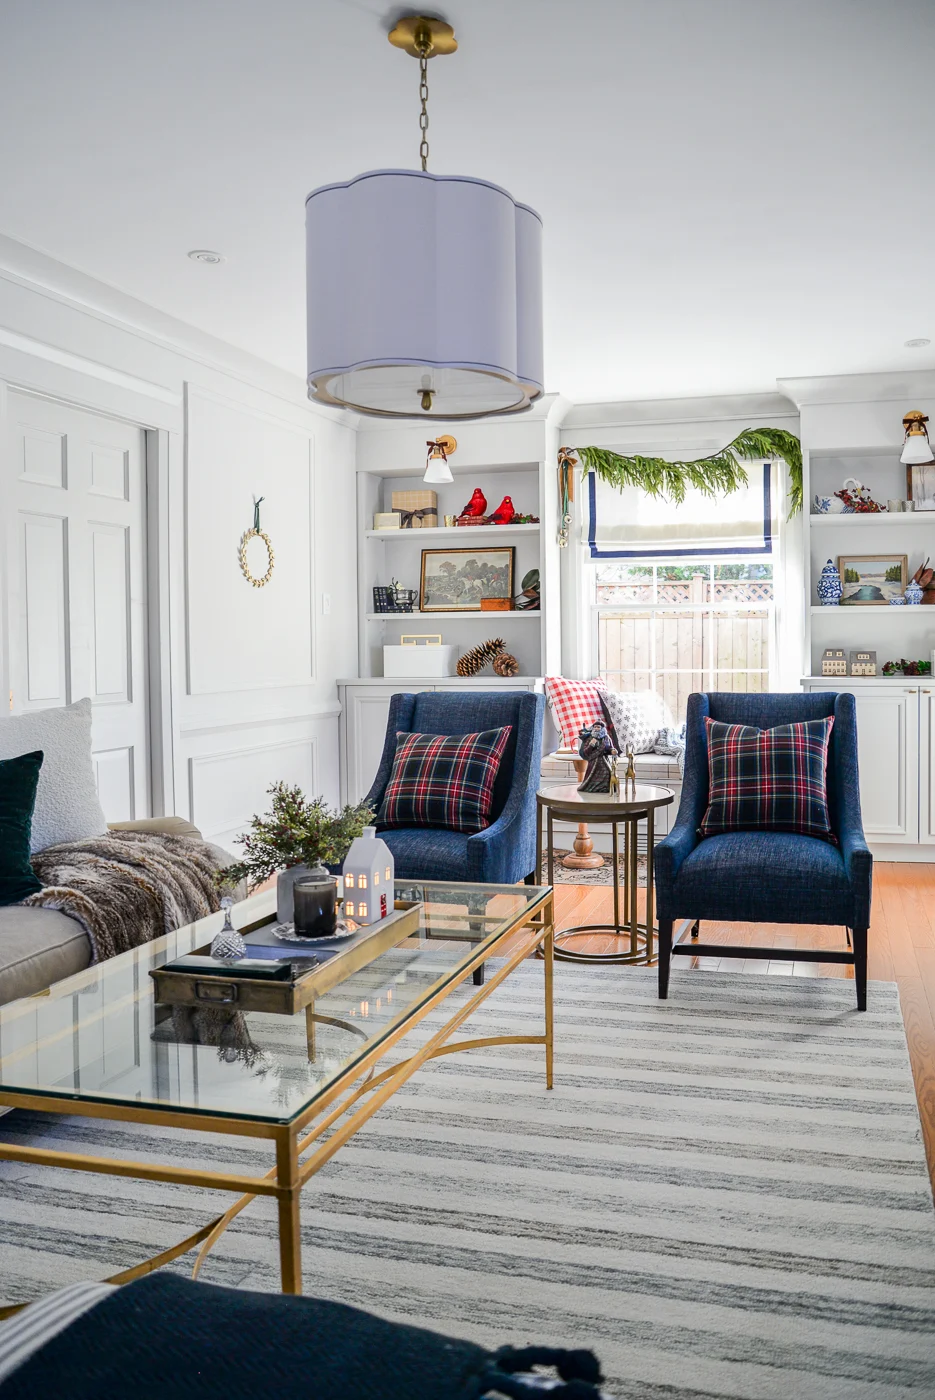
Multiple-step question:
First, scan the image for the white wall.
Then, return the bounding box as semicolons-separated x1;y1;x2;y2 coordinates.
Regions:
0;234;357;849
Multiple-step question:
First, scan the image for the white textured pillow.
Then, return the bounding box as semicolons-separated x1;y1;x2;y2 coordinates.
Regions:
0;698;107;853
600;689;673;754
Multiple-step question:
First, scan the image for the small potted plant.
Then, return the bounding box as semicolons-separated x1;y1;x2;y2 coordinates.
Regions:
219;783;374;924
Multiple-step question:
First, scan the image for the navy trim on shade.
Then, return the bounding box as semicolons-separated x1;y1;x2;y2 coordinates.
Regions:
587;463;773;559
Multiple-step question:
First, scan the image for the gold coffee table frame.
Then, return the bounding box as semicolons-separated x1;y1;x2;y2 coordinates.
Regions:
537;783;673;965
0;883;553;1312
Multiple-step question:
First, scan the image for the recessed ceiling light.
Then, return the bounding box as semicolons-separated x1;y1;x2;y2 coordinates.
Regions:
187;249;225;265
904;337;930;348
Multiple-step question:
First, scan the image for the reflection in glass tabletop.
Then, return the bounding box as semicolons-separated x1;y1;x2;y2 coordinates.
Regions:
0;882;550;1125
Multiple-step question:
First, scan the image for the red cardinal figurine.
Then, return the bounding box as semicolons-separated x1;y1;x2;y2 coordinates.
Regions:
460;487;487;517
490;495;516;524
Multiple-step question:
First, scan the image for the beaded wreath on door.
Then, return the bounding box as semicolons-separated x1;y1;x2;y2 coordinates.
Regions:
239;496;275;587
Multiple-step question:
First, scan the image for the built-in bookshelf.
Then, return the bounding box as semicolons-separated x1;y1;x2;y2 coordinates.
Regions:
356;461;557;679
805;449;935;677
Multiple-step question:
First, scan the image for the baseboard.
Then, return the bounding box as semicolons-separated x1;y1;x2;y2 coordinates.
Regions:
868;844;935;864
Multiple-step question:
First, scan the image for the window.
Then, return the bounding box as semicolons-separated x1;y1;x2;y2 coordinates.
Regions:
374;871;380;886
359;874;368;890
345;900;355;917
344;874;355;889
594;559;774;723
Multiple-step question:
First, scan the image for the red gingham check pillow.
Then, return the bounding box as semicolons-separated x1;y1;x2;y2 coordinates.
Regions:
378;727;512;834
544;676;608;750
699;715;836;842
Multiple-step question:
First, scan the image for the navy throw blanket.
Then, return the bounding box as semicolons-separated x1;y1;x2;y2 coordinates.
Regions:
0;1274;604;1400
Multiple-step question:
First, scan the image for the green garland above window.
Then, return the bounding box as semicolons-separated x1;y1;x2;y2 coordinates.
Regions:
573;427;803;519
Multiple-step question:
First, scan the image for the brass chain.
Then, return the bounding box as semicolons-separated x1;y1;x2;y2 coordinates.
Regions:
418;47;430;170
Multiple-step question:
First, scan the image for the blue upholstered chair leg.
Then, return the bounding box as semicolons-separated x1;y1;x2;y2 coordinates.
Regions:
853;927;868;1011
657;918;673;999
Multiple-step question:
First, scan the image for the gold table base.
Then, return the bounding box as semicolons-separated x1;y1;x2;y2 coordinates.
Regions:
538;793;662;967
0;897;554;1315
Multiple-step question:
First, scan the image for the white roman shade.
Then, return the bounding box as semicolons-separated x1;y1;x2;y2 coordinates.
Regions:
587;462;775;559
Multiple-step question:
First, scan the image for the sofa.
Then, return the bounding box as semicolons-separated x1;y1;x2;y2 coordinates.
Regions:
0;816;234;1006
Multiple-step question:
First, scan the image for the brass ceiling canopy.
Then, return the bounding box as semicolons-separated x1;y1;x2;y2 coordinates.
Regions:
387;15;458;58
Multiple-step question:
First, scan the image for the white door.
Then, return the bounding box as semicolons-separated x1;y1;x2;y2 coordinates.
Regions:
6;391;149;821
813;684;918;844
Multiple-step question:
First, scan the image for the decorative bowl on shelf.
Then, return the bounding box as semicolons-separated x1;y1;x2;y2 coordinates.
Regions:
889;595;906;606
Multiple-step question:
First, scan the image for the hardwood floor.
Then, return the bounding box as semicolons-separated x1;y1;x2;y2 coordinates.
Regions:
552;862;935;1194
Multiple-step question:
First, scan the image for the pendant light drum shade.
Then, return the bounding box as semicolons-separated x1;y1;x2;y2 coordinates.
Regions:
306;170;543;418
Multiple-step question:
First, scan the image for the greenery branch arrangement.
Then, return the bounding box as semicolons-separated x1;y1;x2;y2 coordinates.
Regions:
219;782;375;889
575;427;803;519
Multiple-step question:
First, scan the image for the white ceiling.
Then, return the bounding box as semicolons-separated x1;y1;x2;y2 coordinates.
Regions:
2;0;934;404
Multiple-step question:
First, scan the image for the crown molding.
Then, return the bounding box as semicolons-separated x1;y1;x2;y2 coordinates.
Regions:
560;390;798;433
0;232;352;430
777;369;935;408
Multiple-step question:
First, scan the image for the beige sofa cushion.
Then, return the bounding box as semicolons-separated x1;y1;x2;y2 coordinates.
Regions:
0;906;92;1005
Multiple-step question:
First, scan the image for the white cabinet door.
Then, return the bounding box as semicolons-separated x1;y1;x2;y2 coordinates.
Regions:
342;686;401;806
917;688;935;843
6;392;149;821
809;684;919;843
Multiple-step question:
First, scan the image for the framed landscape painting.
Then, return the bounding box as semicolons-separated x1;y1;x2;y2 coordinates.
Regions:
419;546;515;612
838;553;907;605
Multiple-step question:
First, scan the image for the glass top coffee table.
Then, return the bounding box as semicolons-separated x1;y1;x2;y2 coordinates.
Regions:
0;880;553;1306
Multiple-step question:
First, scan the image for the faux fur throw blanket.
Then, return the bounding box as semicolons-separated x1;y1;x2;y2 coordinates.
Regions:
23;831;224;964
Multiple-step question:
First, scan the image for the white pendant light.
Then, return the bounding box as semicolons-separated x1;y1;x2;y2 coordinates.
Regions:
901;410;935;465
305;16;543;421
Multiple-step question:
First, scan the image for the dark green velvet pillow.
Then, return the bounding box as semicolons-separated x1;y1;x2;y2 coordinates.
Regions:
0;750;43;905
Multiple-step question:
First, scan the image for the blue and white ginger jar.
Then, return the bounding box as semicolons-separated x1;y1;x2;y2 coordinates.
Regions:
905;577;923;605
817;559;843;606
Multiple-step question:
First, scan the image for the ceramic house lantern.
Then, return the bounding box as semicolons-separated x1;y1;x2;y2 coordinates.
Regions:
342;827;394;925
849;650;877;677
821;648;847;677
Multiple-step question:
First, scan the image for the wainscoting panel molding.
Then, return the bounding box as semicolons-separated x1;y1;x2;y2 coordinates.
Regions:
188;736;319;848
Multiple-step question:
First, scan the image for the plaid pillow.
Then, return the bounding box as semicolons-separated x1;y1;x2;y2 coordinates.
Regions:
699;715;836;842
378;727;512;834
544;676;607;750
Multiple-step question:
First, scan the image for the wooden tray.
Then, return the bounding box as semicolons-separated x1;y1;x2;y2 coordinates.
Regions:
149;900;422;1016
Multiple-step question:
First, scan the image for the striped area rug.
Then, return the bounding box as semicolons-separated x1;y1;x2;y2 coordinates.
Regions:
0;966;933;1398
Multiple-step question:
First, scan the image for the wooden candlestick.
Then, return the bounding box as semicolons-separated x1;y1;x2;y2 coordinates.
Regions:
562;759;605;869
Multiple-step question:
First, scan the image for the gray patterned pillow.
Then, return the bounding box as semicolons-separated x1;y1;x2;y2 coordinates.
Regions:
600;689;673;754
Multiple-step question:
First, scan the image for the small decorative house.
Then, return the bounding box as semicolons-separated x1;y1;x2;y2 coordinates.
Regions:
342;827;394;925
849;649;877;677
821;648;847;677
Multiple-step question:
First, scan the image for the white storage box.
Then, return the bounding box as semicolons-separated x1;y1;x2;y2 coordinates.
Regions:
383;635;457;678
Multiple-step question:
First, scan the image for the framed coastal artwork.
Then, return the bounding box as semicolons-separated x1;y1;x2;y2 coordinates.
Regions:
837;553;907;605
419;546;515;612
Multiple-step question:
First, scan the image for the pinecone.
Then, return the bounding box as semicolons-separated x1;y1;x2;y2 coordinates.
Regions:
456;637;505;677
493;650;519;677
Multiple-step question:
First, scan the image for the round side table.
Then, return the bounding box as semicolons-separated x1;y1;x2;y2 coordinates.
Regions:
537;783;674;965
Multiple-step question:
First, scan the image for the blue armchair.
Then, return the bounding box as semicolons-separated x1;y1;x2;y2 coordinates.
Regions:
365;690;545;884
654;692;872;1009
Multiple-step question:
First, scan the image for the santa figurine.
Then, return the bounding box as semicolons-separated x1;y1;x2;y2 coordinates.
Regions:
489;495;516;524
460;487;487;517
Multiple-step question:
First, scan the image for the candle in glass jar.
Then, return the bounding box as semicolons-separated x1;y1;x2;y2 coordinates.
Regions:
293;877;337;938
